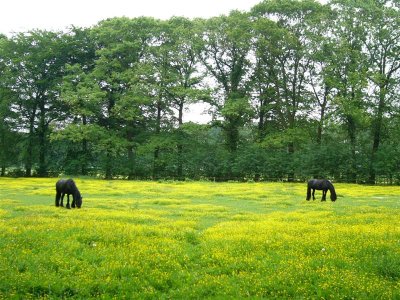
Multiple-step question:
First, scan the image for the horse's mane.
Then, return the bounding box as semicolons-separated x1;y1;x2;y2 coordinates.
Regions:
66;179;77;188
68;179;81;194
327;180;337;201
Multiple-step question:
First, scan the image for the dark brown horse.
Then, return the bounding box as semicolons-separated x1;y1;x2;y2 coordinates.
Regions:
306;179;337;202
55;179;82;208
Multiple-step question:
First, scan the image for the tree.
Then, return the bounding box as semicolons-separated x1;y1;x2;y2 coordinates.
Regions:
148;17;209;179
196;11;254;178
327;0;370;182
252;0;323;181
52;27;100;175
77;17;159;178
2;30;70;176
0;35;20;175
359;0;400;183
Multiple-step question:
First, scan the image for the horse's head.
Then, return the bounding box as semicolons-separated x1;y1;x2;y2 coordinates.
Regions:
76;195;83;208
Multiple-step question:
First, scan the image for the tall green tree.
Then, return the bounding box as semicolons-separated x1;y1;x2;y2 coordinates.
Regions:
252;0;323;181
196;11;254;178
327;0;369;182
147;17;209;179
87;17;158;178
52;27;99;175
251;17;283;141
0;35;20;175
2;30;70;176
359;0;400;183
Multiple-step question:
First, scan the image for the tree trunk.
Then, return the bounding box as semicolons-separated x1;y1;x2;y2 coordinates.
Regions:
316;87;329;145
347;116;357;183
25;115;35;177
368;84;386;184
127;145;135;180
105;152;112;180
177;101;184;180
81;115;88;176
126;121;136;180
37;102;47;177
287;141;295;182
153;101;162;180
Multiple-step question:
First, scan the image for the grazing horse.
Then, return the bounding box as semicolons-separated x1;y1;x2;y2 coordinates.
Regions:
55;179;82;208
306;179;337;202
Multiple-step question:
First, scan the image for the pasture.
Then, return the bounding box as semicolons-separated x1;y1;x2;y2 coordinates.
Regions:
0;178;399;299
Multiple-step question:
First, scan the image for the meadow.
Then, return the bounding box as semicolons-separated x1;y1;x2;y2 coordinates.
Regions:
0;178;399;299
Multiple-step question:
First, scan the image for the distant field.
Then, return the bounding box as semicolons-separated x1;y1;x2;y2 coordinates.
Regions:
0;178;399;299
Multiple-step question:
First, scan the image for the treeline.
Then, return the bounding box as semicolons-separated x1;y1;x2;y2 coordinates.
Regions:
0;0;399;183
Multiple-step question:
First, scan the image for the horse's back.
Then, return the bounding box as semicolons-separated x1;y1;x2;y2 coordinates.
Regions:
56;179;65;192
308;179;330;189
307;179;319;187
56;179;75;194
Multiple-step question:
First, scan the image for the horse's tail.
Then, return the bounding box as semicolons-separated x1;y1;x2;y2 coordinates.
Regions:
55;191;61;206
328;181;337;201
306;183;311;200
55;179;66;207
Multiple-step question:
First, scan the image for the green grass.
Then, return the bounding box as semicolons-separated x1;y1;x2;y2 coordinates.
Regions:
0;178;399;299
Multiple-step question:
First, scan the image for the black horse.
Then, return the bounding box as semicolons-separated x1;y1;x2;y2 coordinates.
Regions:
55;179;82;208
306;179;337;202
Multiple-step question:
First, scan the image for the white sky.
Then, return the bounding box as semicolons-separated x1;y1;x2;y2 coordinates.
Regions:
0;0;262;35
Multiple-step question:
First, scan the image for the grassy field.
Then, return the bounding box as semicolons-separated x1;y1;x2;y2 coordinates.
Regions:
0;178;399;299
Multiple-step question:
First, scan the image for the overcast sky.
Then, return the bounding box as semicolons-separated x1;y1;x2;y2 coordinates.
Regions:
0;0;262;35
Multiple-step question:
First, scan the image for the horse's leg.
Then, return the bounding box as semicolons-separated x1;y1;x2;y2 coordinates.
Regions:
312;189;316;200
71;195;76;208
60;193;65;207
306;187;311;200
55;191;61;207
66;194;71;209
322;189;327;201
